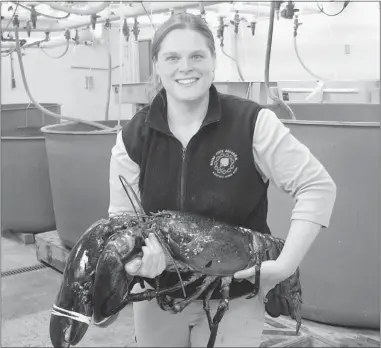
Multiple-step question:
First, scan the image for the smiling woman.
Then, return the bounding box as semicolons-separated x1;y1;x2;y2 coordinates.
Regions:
108;11;336;348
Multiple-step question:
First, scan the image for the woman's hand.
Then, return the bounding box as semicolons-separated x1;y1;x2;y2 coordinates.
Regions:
233;260;291;297
125;233;167;278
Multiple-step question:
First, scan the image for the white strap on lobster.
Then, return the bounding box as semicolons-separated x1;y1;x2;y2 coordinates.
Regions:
51;304;92;325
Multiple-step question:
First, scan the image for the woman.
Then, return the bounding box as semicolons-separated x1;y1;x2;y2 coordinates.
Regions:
108;12;336;348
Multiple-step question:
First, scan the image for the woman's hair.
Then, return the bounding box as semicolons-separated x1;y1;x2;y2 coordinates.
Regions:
146;12;216;103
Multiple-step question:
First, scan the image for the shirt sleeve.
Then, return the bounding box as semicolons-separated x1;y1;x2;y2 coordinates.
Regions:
108;130;141;217
252;108;337;228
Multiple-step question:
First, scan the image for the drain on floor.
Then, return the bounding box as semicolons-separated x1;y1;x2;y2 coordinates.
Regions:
1;263;48;277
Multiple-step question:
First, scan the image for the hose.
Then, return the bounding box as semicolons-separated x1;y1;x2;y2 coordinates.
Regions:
105;34;112;121
14;23;112;131
264;2;296;120
40;39;70;59
316;1;350;17
219;38;244;82
293;35;325;81
293;16;326;81
233;32;245;82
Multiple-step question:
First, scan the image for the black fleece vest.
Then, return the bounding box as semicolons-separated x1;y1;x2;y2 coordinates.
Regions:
122;84;271;299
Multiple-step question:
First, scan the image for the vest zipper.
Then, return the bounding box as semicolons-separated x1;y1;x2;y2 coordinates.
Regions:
172;121;217;211
180;146;187;211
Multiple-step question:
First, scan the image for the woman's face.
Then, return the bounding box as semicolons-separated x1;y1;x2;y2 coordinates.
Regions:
155;28;216;103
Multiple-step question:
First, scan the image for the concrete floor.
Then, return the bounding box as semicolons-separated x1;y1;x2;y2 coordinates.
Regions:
1;231;136;347
2;230;380;348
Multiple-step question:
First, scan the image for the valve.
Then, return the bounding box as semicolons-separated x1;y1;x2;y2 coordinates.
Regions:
90;14;101;30
281;1;299;19
247;21;256;36
230;10;240;35
26;21;32;37
293;14;302;37
122;18;130;42
64;29;71;41
132;18;139;41
104;18;111;30
274;1;284;20
216;16;228;47
13;14;19;28
73;29;79;45
30;5;37;29
198;2;206;22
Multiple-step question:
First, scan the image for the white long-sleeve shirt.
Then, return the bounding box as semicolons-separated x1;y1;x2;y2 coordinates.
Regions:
109;108;336;228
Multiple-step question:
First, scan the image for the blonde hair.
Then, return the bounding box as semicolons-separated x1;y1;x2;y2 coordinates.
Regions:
146;12;216;103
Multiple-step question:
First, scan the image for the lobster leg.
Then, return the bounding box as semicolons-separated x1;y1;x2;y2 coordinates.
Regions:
156;273;205;311
170;276;220;314
202;279;221;331
107;275;202;317
207;276;232;348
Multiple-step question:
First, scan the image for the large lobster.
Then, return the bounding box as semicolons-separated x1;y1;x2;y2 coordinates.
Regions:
49;175;302;348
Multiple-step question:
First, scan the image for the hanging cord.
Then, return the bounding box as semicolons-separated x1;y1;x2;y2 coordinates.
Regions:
12;15;112;131
264;2;296;120
40;41;70;59
39;30;71;59
317;1;350;17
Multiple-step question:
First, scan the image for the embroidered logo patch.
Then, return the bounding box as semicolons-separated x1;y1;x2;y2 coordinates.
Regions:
210;149;238;179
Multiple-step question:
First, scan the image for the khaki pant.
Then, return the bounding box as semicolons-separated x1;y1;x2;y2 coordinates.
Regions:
131;282;265;347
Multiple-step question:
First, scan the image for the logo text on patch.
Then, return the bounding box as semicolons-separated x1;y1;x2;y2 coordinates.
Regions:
210;149;238;179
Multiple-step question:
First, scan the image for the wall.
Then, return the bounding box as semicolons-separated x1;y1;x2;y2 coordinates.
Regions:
1;1;379;122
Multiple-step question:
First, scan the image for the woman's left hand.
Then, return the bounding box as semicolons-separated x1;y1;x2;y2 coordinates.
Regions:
233;260;292;297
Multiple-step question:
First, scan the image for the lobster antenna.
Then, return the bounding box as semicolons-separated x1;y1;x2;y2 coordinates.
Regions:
150;230;187;298
118;175;145;218
118;175;186;297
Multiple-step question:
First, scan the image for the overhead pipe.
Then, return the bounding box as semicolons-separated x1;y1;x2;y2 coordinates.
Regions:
1;21;162;50
37;2;110;16
2;1;223;32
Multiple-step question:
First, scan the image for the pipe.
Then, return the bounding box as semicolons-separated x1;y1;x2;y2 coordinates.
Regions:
3;1;223;32
118;2;124;130
1;21;161;49
264;2;296;120
105;28;112;121
13;23;112;131
37;2;110;16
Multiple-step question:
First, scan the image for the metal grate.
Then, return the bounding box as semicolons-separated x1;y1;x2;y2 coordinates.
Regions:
1;263;48;277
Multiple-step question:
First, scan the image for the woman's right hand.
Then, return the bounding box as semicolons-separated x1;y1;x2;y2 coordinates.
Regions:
125;233;167;278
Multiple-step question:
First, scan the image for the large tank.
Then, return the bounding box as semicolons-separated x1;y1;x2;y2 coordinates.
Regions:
41;120;128;249
265;103;380;329
1;103;59;233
